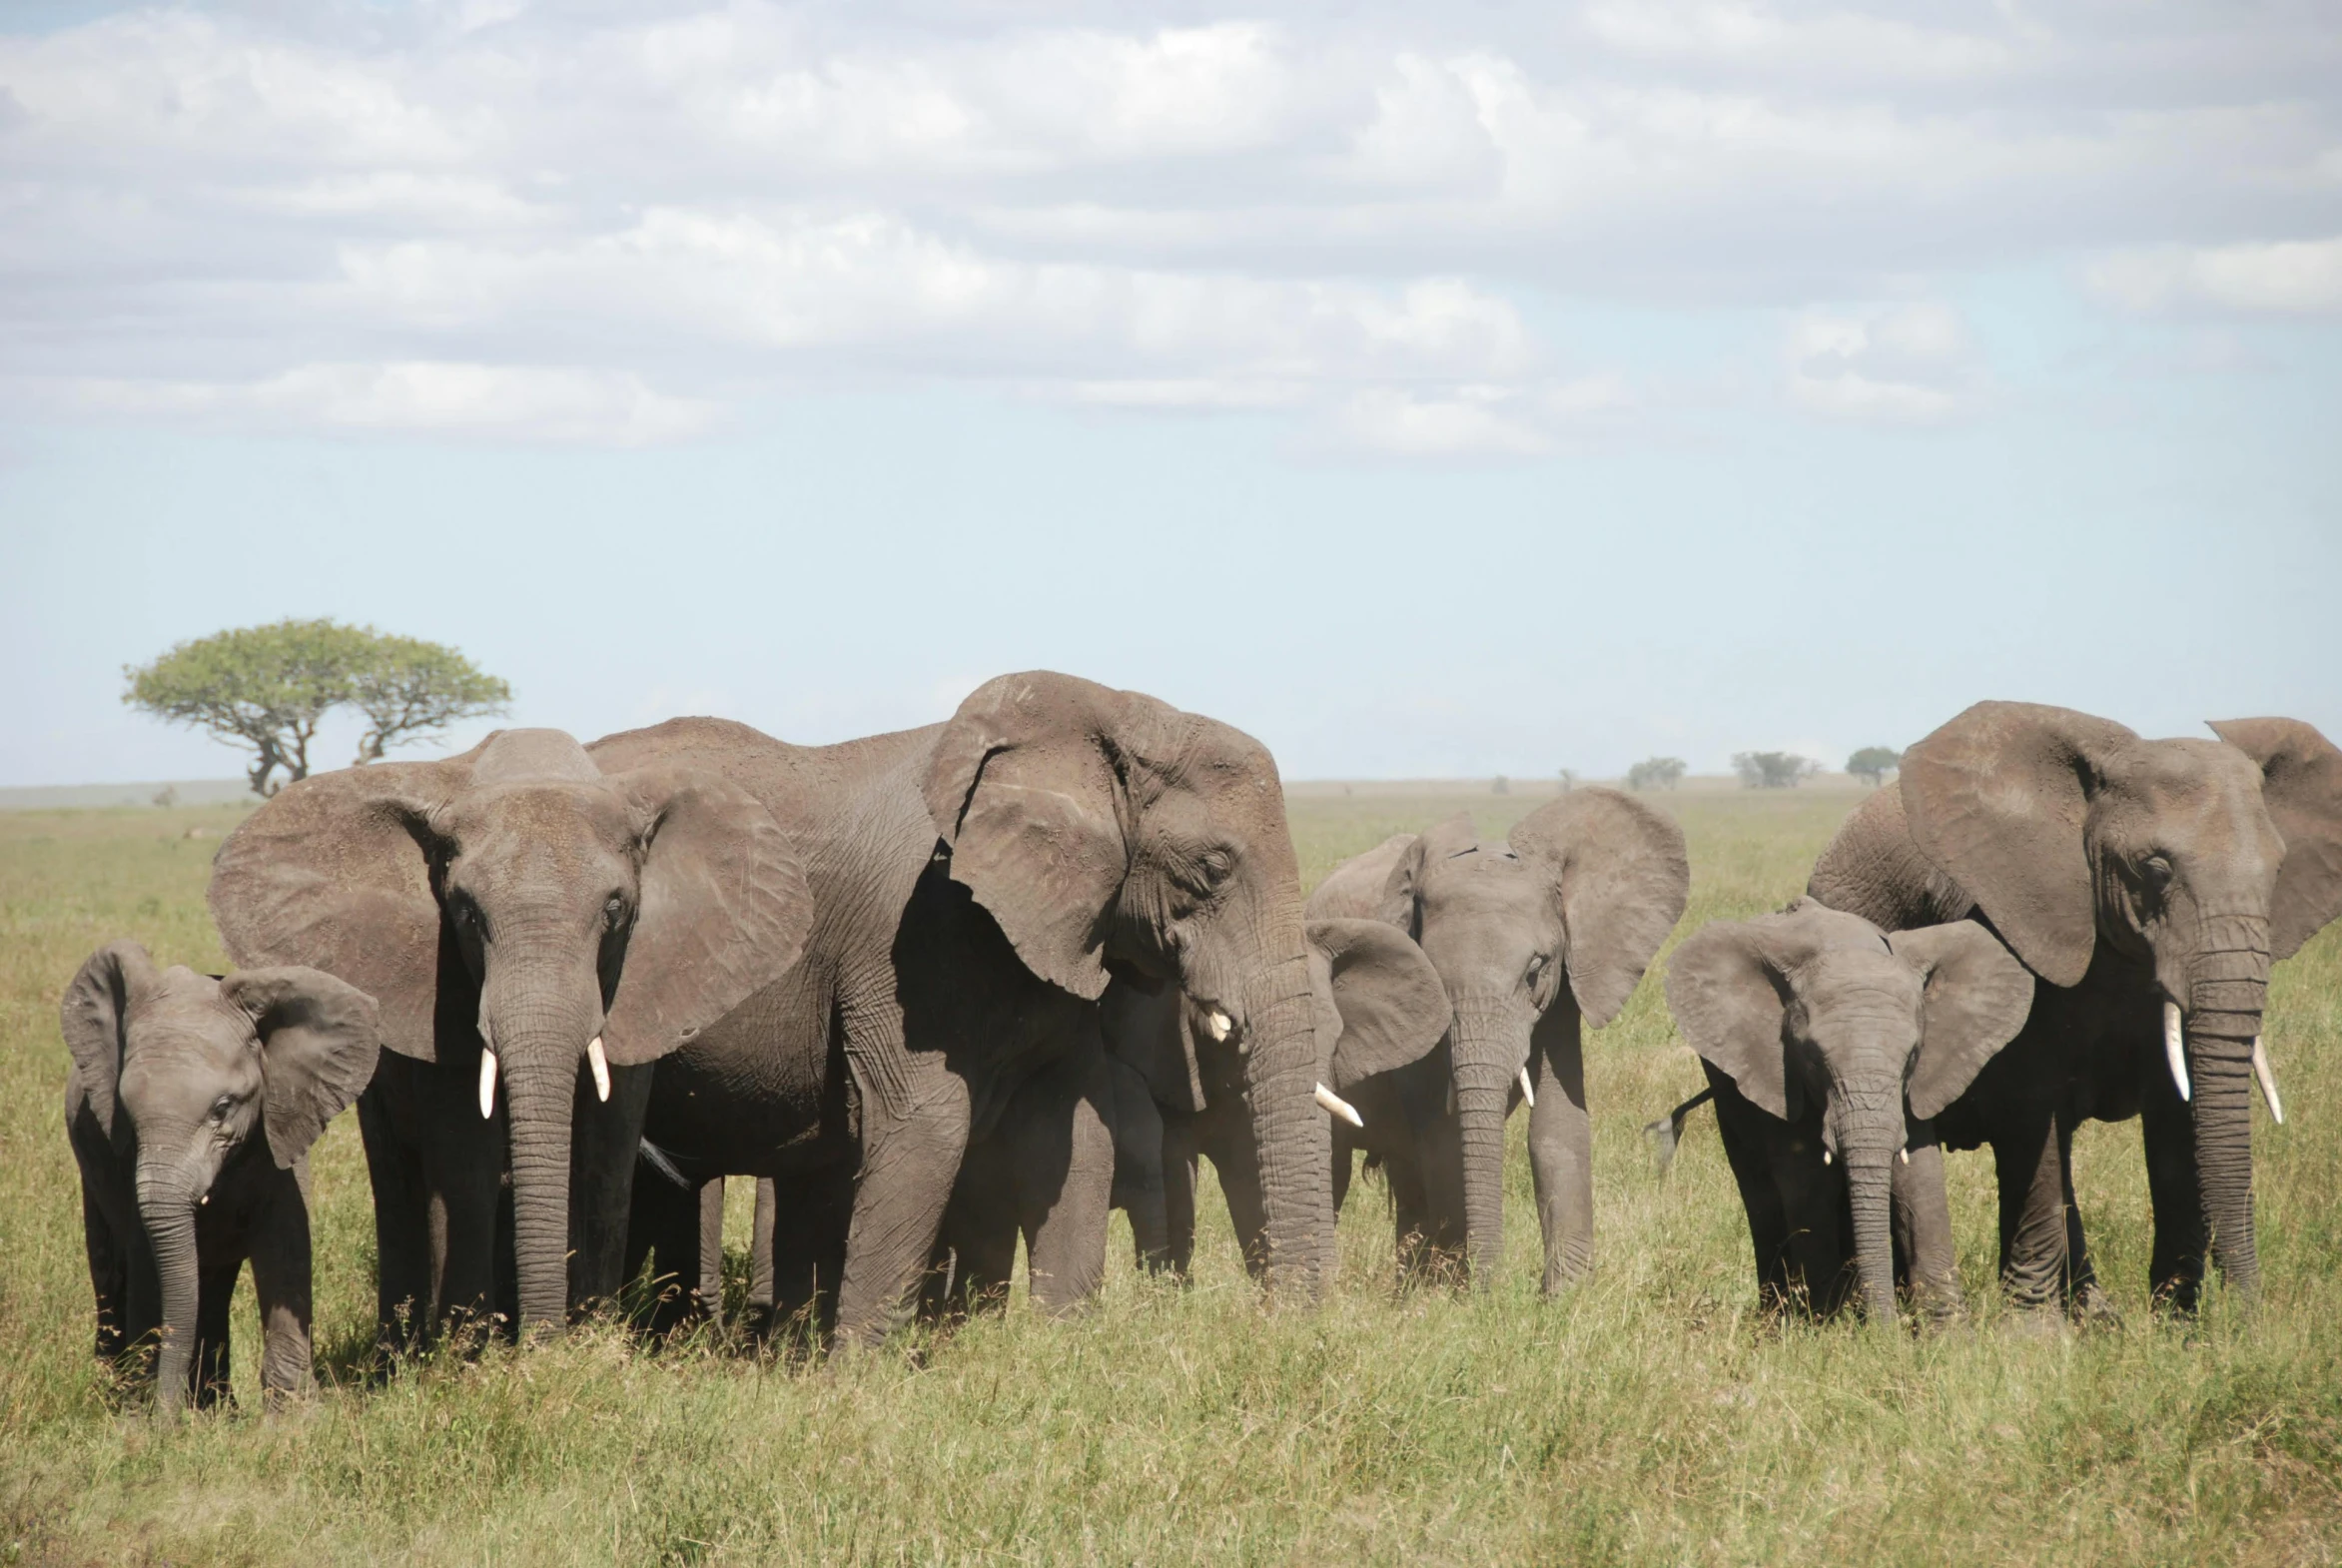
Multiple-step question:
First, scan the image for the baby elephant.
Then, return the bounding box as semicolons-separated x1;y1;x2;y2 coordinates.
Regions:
63;941;380;1412
1664;901;2031;1325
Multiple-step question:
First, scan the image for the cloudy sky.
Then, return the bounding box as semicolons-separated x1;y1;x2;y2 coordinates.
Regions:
2;0;2337;785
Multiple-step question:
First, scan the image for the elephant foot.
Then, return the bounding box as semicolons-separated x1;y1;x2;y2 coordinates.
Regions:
1999;1302;2070;1341
2069;1280;2122;1330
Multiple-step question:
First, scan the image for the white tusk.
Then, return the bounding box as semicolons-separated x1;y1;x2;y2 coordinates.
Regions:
587;1036;610;1103
1314;1083;1365;1129
1205;1010;1233;1044
2252;1036;2284;1126
199;1193;210;1206
1518;1067;1536;1109
2165;1001;2190;1104
479;1049;498;1120
1822;1147;1833;1167
1900;1147;1910;1166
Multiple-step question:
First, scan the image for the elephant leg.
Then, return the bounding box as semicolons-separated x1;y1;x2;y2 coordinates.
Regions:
2140;1065;2207;1313
1105;1058;1170;1273
249;1183;315;1406
1160;1115;1199;1280
1990;1106;2069;1316
2056;1122;2113;1322
1526;1007;1593;1293
568;1060;656;1315
1776;1144;1850;1318
697;1177;728;1320
926;1126;1017;1324
358;1086;430;1358
771;1163;852;1345
1203;1117;1270;1282
625;1161;702;1334
192;1256;240;1411
1891;1127;1963;1326
81;1179;129;1365
1710;1084;1794;1314
833;1067;972;1346
1019;1048;1116;1316
746;1177;778;1339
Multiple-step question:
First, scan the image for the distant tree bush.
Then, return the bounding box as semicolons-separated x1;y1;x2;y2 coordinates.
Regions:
125;618;509;796
1847;746;1901;786
1557;769;1579;793
1733;751;1821;789
1626;757;1687;791
1493;776;1510;795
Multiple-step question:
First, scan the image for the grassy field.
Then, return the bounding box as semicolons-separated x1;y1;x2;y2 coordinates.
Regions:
2;787;2337;1565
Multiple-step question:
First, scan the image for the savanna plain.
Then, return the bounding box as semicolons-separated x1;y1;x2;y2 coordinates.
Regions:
2;784;2337;1565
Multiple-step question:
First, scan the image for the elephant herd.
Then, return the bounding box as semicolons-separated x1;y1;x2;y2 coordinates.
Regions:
53;677;2342;1414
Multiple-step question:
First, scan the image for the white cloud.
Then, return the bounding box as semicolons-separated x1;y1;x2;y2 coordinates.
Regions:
64;363;716;445
2086;238;2342;317
1785;303;1986;424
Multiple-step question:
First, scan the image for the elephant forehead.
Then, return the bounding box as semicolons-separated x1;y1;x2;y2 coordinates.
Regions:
1419;852;1540;915
1788;951;1924;1019
2095;742;2283;859
448;784;637;871
122;978;259;1097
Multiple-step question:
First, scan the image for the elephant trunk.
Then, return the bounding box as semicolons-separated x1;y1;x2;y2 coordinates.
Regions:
1833;1082;1905;1327
483;970;602;1333
1450;1000;1526;1288
2186;924;2270;1303
136;1166;201;1414
1240;913;1331;1299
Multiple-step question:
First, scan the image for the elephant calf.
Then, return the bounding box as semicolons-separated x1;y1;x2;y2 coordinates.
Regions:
62;941;381;1412
1664;900;2033;1325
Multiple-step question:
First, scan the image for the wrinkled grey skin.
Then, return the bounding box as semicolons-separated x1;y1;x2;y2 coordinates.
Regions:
1095;918;1450;1280
1808;705;2342;1313
62;942;379;1413
1311;794;1690;1291
209;729;811;1344
1665;901;2033;1325
597;672;1329;1345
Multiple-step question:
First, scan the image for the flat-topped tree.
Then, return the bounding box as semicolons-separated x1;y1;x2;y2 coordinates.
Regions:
124;618;509;796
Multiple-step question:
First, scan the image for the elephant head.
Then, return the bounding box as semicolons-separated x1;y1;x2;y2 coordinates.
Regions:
1373;790;1690;1283
209;727;812;1330
1666;902;2032;1322
1101;915;1448;1273
924;673;1339;1290
1895;702;2342;1299
62;941;380;1410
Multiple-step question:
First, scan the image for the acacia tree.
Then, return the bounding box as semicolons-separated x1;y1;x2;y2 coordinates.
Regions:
1847;746;1901;786
125;619;509;796
1732;751;1821;789
1626;757;1687;791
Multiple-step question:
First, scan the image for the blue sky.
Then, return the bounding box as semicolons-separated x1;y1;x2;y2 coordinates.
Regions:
2;0;2337;785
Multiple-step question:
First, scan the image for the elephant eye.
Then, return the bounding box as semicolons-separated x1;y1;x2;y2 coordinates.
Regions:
603;895;630;931
2140;855;2172;887
1525;954;1547;982
211;1095;234;1122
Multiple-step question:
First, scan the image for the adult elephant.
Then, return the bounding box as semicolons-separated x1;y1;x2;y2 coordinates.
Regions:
595;672;1331;1344
1309;793;1689;1291
1807;704;2342;1313
1095;917;1451;1281
209;728;813;1342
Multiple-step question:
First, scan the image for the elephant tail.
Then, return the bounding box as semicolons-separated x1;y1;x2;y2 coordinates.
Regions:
1643;1089;1715;1175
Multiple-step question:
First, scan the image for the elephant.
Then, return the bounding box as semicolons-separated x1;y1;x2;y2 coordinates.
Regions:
1807;704;2342;1314
1091;916;1451;1282
592;671;1332;1345
61;941;380;1412
1307;792;1690;1291
208;727;814;1345
1662;900;2034;1325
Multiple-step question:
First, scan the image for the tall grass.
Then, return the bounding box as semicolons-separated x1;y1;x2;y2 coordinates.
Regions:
2;792;2336;1565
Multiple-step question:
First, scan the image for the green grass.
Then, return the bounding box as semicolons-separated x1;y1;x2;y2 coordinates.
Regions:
3;791;2338;1565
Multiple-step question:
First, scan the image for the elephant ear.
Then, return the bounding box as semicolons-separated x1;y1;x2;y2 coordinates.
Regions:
1889;923;2035;1120
1376;813;1475;935
61;941;161;1141
924;672;1167;1001
1306;833;1416;925
209;754;469;1063
598;767;813;1068
1509;788;1690;1028
1899;702;2138;988
223;967;383;1170
2210;718;2342;961
1100;978;1203;1115
1665;920;1796;1120
1307;918;1451;1093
